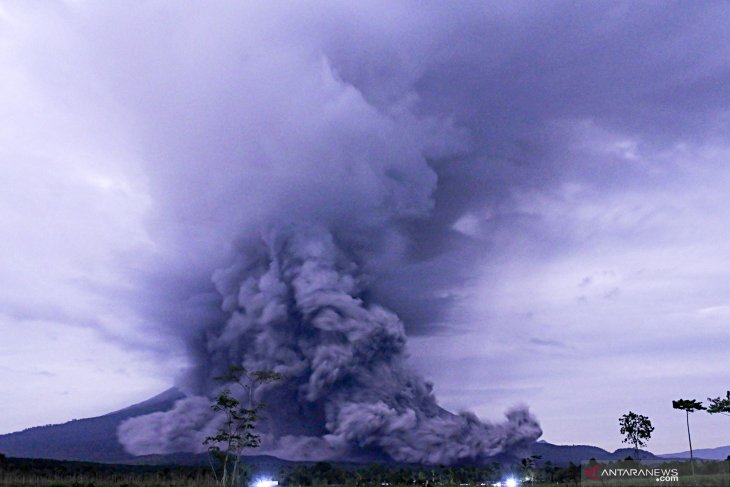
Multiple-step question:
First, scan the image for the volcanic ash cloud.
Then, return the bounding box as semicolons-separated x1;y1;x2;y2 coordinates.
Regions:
118;225;541;463
96;2;544;464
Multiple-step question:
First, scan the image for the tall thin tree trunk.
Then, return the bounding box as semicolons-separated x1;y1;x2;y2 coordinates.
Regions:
686;410;695;478
208;453;220;484
232;446;242;487
222;450;230;487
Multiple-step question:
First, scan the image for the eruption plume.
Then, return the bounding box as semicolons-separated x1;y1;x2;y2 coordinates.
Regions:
119;225;541;463
6;1;548;463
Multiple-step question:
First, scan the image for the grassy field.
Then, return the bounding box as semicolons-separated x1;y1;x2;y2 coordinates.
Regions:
2;454;728;487
0;456;218;487
0;470;218;486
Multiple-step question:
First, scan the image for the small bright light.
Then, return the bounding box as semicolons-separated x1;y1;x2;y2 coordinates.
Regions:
504;478;518;487
254;479;278;487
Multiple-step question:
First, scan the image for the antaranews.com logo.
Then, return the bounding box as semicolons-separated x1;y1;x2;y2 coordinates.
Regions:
580;459;729;486
584;464;678;482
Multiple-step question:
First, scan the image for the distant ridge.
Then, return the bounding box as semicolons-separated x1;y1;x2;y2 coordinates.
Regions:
660;445;730;461
0;388;184;462
531;441;657;465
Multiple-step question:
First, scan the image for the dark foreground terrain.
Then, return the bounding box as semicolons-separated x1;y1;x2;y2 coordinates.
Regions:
0;453;557;486
0;454;213;486
4;453;729;487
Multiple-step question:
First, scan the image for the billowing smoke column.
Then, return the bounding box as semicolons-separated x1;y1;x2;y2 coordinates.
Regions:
36;1;550;464
119;224;540;463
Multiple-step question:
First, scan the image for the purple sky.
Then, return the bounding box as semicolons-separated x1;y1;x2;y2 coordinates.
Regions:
2;1;730;454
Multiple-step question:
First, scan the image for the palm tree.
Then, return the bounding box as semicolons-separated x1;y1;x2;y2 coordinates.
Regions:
672;398;705;479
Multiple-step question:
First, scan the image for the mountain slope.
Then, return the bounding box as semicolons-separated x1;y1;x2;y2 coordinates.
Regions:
661;445;730;460
531;440;657;465
0;388;183;462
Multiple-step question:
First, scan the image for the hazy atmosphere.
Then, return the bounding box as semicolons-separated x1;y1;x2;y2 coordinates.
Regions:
2;1;730;457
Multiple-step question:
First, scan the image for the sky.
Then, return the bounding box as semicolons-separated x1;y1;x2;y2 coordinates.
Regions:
1;1;730;455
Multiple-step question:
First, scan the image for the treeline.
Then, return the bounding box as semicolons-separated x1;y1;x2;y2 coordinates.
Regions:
278;458;730;486
277;460;582;486
0;454;582;486
4;453;728;487
0;453;216;486
279;462;500;487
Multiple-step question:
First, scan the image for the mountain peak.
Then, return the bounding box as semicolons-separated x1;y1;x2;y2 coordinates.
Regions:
0;388;184;462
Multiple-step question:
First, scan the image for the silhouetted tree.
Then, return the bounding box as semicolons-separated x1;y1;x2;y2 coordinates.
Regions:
673;398;705;479
707;391;730;417
566;462;581;486
519;455;541;481
619;411;654;459
543;461;558;483
203;365;283;487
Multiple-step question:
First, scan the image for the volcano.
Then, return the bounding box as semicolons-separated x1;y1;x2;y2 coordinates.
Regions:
0;388;184;463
